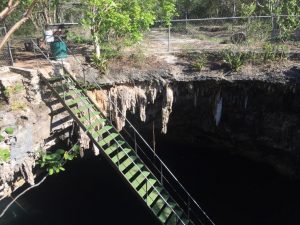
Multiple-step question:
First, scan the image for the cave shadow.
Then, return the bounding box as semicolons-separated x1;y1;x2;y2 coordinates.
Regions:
40;80;76;147
283;66;300;82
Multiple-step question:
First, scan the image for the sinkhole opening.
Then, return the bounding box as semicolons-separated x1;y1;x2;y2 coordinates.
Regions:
1;134;300;225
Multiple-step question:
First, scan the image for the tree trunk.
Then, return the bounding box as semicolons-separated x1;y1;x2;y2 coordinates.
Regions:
0;0;38;51
233;1;236;17
0;0;20;23
94;35;101;57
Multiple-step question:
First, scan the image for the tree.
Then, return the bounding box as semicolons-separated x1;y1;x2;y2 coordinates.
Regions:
82;0;176;58
0;0;20;22
0;0;39;51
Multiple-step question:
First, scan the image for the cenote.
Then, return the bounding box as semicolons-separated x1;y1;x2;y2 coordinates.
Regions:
1;135;300;225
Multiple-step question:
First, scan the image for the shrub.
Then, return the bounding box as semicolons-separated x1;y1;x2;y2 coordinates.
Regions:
67;32;92;44
262;43;290;62
223;50;247;71
91;55;108;74
38;145;80;175
4;84;24;98
193;55;207;72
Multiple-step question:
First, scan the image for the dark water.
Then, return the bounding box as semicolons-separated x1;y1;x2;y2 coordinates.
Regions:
1;138;300;225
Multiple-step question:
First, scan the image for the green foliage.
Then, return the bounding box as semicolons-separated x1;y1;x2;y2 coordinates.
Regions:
241;2;256;17
3;84;24;98
223;49;246;71
263;0;300;40
262;43;289;62
5;127;14;135
38;145;80;175
67;32;92;45
82;0;176;57
246;20;272;43
193;55;207;72
129;46;146;67
0;148;10;162
91;54;108;74
0;135;4;142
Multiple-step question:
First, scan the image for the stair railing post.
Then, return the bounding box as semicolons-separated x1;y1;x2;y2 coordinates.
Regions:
134;131;137;154
187;195;191;221
116;145;120;168
146;178;148;205
160;163;164;185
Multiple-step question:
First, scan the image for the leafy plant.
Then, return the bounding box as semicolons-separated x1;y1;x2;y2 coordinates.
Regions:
193;55;207;72
0;148;10;162
67;32;92;44
3;84;24;98
0;135;4;142
82;0;176;58
262;43;277;61
241;2;256;18
262;43;290;62
223;50;246;71
38;145;80;175
5;127;14;135
274;0;300;40
91;54;108;74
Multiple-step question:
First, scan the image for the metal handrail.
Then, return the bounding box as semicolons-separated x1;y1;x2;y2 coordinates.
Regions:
57;36;215;225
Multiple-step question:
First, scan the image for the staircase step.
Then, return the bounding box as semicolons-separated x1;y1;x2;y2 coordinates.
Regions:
104;141;125;155
59;89;82;98
98;133;119;147
177;217;190;225
73;108;100;116
145;187;161;207
158;203;173;224
91;125;113;137
131;171;151;189
79;115;106;124
152;197;167;216
111;148;132;164
165;208;184;225
124;163;144;181
72;104;95;114
54;84;70;93
118;156;137;172
138;178;157;198
66;97;88;107
48;76;64;83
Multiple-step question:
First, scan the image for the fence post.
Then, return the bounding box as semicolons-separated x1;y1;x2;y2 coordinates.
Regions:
3;27;14;66
168;24;171;52
271;13;276;39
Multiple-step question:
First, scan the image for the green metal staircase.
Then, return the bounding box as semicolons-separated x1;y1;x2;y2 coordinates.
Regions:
44;74;194;225
33;35;215;225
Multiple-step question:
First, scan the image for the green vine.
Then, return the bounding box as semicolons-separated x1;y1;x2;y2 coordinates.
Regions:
38;144;81;175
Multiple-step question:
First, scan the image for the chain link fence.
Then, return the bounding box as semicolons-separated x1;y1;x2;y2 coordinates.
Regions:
0;27;14;66
145;16;300;54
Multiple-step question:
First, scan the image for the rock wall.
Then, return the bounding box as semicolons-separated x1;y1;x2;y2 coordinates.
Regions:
0;68;77;198
87;78;300;176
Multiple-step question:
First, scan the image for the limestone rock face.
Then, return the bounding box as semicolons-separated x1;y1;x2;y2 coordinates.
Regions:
88;81;173;133
0;67;73;198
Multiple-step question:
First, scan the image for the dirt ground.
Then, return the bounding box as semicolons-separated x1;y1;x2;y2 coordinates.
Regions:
4;27;300;81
